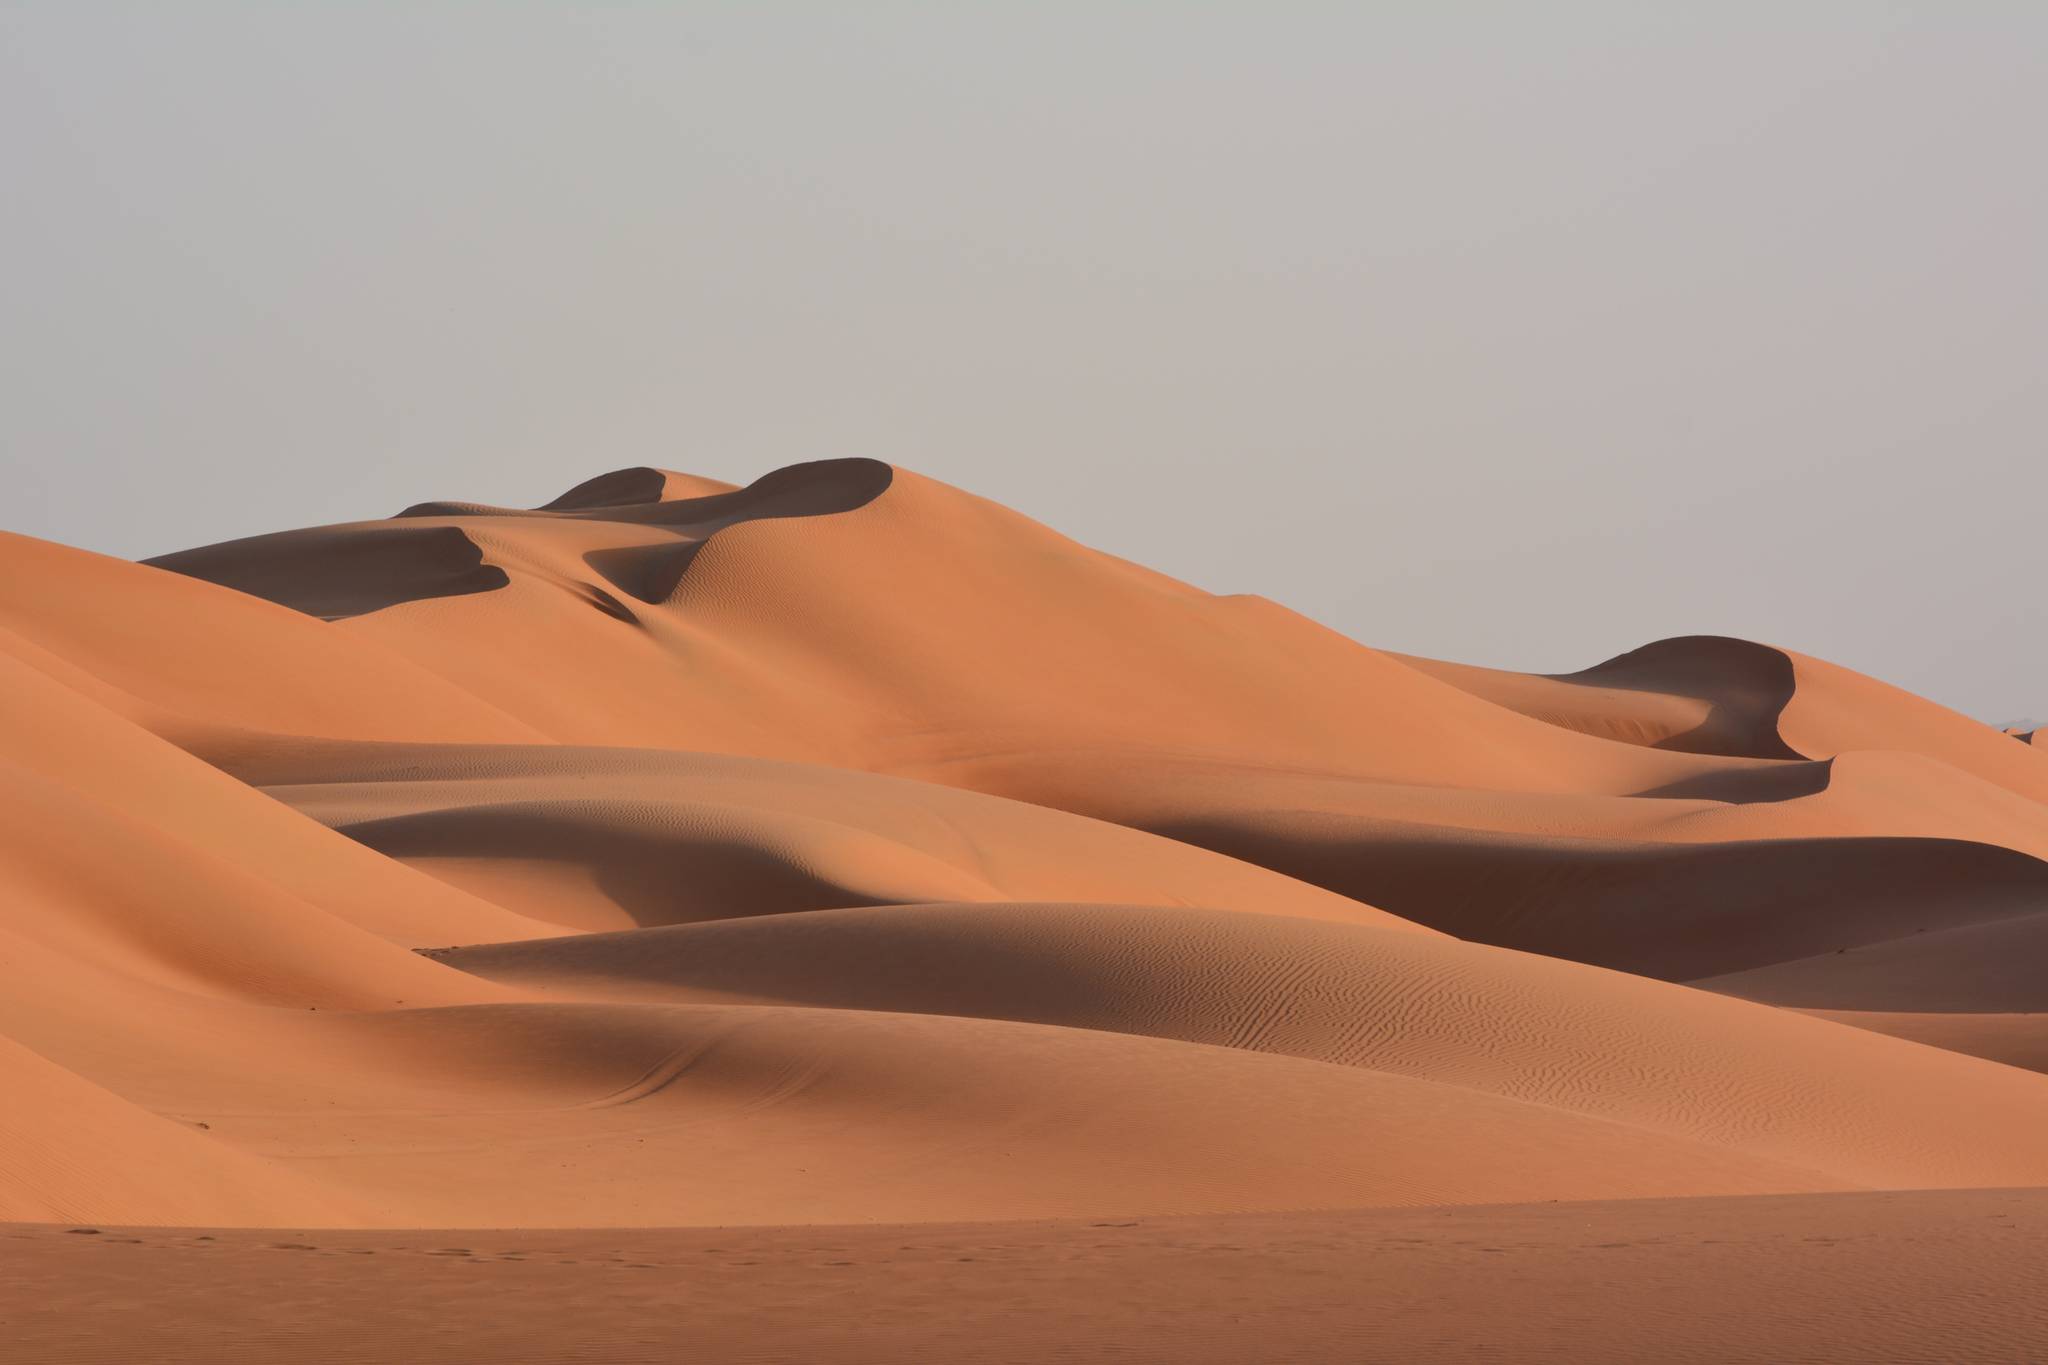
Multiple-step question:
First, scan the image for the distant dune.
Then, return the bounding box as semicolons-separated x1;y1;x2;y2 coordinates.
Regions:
4;462;2045;1354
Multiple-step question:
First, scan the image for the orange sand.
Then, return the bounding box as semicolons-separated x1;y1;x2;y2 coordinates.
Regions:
3;461;2044;1356
8;1189;2047;1364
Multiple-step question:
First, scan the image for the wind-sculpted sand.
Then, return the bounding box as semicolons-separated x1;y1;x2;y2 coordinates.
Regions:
3;461;2044;1358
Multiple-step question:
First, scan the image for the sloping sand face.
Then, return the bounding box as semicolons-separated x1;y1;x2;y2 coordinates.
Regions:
4;462;2047;1353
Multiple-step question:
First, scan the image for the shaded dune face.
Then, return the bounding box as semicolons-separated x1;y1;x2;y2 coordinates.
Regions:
1397;636;1804;760
244;741;1401;935
1700;911;2048;1014
1145;822;2048;982
1403;634;2048;811
149;458;894;621
148;523;511;621
536;466;740;510
1;458;2046;1228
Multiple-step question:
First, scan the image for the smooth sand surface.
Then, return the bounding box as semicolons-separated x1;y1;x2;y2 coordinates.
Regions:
5;1190;2047;1363
433;902;2048;1191
1;461;2044;1352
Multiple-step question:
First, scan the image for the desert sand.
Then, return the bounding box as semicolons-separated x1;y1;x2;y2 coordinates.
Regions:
9;1190;2048;1364
4;460;2045;1358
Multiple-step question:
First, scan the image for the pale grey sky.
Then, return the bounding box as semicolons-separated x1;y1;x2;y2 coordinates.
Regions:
3;4;2042;719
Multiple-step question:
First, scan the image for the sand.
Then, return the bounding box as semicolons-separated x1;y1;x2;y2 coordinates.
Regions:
0;460;2043;1356
6;1190;2047;1364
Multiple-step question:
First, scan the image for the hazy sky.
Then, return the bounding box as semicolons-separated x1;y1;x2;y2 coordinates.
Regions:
4;4;2042;720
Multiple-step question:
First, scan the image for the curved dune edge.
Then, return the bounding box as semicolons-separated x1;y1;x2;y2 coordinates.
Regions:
146;460;2048;842
1778;649;2048;807
1403;634;2048;815
231;1000;1861;1224
431;900;2048;1192
1141;819;2048;982
1395;636;1802;759
537;466;740;511
150;464;1776;791
240;740;1413;935
151;459;893;623
913;744;2048;983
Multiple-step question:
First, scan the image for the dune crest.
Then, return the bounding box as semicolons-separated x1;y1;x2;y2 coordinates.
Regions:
1397;636;1803;759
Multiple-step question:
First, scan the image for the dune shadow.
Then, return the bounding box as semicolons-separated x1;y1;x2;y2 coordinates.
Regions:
153;459;891;620
1151;816;2048;983
579;459;895;605
335;803;898;930
150;524;508;621
541;466;683;511
1553;636;1804;760
1638;758;1834;803
583;542;703;606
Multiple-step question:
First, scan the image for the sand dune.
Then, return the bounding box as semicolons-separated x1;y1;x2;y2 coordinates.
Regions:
0;531;537;752
239;1001;1865;1223
4;459;2047;1357
234;741;1411;935
1395;636;1804;759
433;900;2048;1190
1140;819;2048;980
1406;630;2048;806
1777;648;2048;804
152;461;2048;869
0;1033;355;1226
153;462;1761;793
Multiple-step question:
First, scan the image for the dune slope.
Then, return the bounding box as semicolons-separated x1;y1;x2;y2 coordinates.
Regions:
0;458;2035;1238
434;899;2048;1191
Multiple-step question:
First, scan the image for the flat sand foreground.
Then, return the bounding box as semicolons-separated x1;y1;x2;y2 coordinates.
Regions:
4;1189;2045;1364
